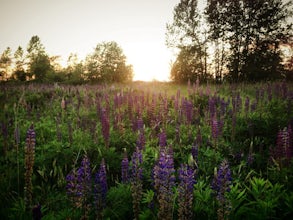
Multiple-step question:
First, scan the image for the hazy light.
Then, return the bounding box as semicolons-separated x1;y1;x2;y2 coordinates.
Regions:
0;0;181;82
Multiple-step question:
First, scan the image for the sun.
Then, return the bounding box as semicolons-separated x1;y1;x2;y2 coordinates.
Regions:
123;42;173;82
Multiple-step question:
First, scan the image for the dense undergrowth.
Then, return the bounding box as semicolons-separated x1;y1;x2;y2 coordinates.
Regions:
0;81;292;219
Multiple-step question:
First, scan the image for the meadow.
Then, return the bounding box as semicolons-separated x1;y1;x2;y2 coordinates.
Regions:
0;81;292;219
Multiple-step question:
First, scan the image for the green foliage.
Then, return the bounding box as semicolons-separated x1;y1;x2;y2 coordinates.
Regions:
103;183;133;219
193;180;216;219
226;183;247;219
244;177;284;219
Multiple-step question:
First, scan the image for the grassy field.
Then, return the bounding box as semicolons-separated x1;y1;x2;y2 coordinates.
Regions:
0;81;292;219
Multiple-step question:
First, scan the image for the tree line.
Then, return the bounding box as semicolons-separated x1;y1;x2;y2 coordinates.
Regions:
0;36;133;84
1;0;292;84
166;0;293;83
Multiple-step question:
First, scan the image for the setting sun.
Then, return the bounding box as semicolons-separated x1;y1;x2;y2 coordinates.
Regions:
123;41;173;82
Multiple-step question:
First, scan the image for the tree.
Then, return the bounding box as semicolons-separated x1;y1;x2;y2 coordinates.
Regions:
65;53;84;84
13;46;27;81
170;45;207;83
166;0;209;83
0;47;12;81
26;35;53;81
85;41;133;83
206;0;293;81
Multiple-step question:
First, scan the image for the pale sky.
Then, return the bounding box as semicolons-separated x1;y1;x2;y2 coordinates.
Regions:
0;0;185;81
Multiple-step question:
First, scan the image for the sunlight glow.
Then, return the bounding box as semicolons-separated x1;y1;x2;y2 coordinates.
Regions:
123;42;173;82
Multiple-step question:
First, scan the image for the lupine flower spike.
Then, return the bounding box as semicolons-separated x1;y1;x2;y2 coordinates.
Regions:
94;158;108;217
131;147;143;220
121;150;129;184
66;154;92;219
153;145;175;220
178;164;196;220
24;124;36;210
212;159;232;220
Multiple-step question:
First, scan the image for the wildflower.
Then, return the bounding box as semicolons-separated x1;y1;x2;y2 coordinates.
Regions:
247;151;254;166
137;117;144;131
178;164;196;220
101;108;110;147
94;158;108;209
131;147;143;220
183;99;193;124
159;131;167;147
66;154;92;215
211;116;219;140
121;152;129;184
153;146;175;220
208;97;216;118
270;126;292;167
212;159;232;220
245;96;250;115
137;131;145;151
24;124;36;210
92;158;107;219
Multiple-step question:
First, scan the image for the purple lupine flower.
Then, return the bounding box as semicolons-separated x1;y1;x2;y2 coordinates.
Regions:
245;96;250;115
101;108;110;148
95;159;107;207
131;147;143;220
178;164;196;220
212;159;232;220
159;131;167;147
78;155;92;193
131;147;143;181
121;152;129;184
137;117;144;131
153;146;175;220
211;116;219;140
208;97;216;118
66;155;92;210
137;131;145;151
183;99;193;124
247;152;254;166
24;124;36;209
212;160;232;199
128;94;134;122
271;126;292;167
66;169;78;199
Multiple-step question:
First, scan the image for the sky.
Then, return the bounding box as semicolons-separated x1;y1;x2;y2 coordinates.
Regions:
0;0;185;81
